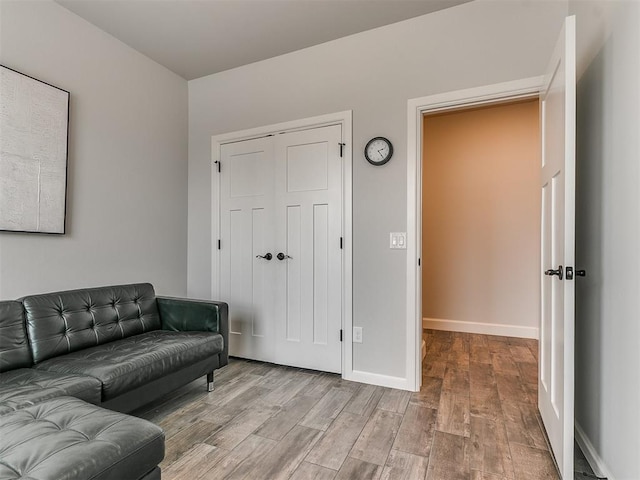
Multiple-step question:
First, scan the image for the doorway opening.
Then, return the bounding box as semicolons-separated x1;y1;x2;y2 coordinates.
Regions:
406;77;543;391
408;19;576;478
421;98;541;340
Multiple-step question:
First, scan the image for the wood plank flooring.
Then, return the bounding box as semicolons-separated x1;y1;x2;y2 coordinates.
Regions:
135;330;559;480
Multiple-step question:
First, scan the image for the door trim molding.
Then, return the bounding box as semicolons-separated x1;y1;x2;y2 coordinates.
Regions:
406;77;543;391
211;110;353;377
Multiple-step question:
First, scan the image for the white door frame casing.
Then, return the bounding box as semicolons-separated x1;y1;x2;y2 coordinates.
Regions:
211;111;353;377
406;77;543;391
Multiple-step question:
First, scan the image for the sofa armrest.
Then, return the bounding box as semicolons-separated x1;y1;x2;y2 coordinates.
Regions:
156;296;229;364
156;296;227;332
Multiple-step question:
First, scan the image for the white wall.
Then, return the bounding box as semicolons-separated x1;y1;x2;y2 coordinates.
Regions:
0;1;188;299
188;0;567;378
572;1;640;478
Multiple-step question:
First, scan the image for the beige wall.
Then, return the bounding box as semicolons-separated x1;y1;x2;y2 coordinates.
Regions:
422;100;540;335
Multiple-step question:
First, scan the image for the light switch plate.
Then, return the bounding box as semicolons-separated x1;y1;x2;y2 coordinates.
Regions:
390;232;407;249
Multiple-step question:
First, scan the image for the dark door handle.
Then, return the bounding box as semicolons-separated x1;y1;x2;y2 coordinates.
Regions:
256;253;272;260
277;252;292;261
544;265;563;280
566;266;586;280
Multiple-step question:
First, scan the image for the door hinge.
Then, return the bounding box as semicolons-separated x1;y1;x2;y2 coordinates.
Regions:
214;160;221;173
418;258;421;266
340;237;343;249
217;239;221;250
339;143;345;157
340;329;343;342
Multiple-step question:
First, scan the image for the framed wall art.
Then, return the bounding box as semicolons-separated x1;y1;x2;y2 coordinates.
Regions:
0;65;70;234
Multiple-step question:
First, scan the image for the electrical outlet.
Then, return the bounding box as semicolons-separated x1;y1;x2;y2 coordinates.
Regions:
353;327;363;343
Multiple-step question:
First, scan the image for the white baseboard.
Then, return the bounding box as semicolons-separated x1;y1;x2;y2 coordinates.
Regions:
345;370;415;391
422;317;538;339
575;422;616;480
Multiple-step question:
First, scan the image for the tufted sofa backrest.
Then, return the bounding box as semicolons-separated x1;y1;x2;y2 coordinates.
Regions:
0;301;32;372
22;283;161;364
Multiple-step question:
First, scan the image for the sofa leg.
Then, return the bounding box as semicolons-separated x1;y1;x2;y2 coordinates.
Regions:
207;372;214;392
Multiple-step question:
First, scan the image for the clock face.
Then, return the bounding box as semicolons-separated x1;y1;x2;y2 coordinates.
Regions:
365;137;393;165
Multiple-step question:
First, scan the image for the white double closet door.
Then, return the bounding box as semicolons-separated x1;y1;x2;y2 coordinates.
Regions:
219;124;343;373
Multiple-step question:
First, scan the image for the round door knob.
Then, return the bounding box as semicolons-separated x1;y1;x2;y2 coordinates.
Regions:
256;253;272;260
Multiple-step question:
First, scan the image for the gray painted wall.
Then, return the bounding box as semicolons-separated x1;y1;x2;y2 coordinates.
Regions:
0;1;189;299
573;1;640;478
187;0;567;378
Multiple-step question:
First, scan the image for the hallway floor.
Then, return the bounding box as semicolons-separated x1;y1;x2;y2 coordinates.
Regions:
422;329;558;479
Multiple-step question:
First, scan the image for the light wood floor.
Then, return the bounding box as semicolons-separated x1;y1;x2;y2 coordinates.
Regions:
135;330;560;480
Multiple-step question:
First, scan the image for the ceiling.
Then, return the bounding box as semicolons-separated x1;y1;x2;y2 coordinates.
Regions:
56;0;471;80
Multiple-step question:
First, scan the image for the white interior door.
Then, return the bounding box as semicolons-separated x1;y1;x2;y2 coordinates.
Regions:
273;125;343;373
219;124;343;373
539;15;575;479
219;137;276;362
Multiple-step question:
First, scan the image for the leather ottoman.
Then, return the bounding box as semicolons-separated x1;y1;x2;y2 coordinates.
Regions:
0;396;164;480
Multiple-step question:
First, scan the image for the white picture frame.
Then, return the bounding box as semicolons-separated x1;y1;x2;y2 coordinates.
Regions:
0;65;70;234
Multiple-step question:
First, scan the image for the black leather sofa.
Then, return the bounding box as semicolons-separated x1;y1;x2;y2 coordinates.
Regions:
0;283;228;480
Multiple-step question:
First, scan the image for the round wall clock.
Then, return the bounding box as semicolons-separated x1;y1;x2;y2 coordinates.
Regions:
364;137;393;166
